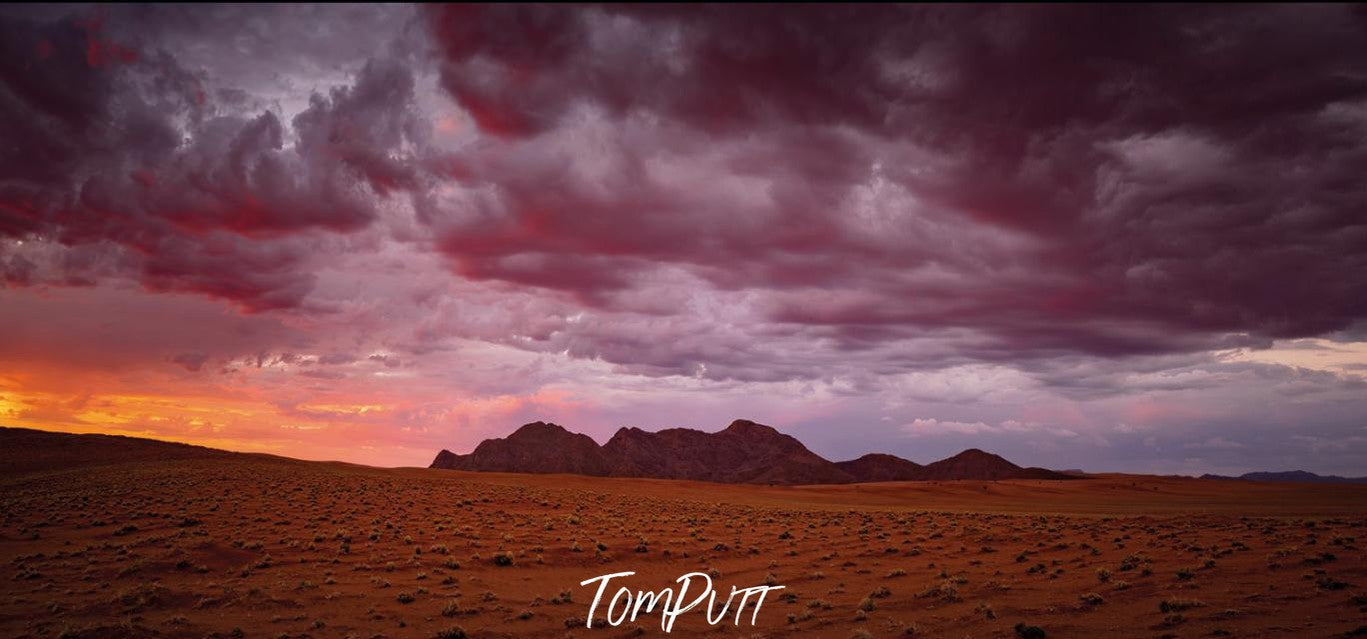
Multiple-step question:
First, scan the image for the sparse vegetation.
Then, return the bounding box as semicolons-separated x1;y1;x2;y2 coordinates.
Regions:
1160;598;1205;613
4;430;1365;639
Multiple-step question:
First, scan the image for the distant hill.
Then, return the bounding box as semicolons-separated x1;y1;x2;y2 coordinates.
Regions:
433;421;615;476
835;453;924;482
431;419;1077;485
0;427;234;475
1201;470;1367;484
603;421;854;484
920;448;1025;481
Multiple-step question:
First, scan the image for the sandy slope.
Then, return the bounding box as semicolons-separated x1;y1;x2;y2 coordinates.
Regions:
1;429;1364;638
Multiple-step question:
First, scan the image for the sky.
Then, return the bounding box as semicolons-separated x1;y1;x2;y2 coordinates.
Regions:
1;4;1366;475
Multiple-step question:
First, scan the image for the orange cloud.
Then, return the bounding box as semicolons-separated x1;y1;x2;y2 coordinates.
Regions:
0;366;585;468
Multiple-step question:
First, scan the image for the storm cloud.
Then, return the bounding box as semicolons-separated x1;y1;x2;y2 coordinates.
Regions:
423;4;1367;366
1;5;1365;473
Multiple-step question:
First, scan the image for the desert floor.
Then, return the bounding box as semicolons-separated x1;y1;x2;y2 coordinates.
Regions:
2;433;1365;638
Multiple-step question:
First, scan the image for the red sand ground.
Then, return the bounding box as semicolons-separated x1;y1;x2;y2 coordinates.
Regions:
1;430;1364;638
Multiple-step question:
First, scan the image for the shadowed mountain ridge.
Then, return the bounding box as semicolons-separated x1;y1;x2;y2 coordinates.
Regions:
431;419;1076;484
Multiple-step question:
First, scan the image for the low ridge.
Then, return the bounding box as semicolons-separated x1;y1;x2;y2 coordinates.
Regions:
429;421;613;476
1200;470;1367;484
834;453;924;482
430;420;1076;485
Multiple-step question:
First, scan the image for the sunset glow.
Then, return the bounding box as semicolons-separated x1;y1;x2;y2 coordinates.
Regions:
2;4;1366;475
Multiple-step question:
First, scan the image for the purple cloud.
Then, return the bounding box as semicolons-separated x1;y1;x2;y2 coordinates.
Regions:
0;5;1365;474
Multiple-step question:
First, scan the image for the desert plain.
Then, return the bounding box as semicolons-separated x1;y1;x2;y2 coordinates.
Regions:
2;428;1365;639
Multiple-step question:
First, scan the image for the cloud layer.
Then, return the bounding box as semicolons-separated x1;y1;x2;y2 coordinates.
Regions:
1;5;1365;474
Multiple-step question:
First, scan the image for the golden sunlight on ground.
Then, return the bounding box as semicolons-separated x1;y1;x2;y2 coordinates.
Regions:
2;429;1365;639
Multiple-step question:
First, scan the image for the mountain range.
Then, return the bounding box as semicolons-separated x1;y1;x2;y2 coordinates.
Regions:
429;419;1075;485
1200;470;1367;484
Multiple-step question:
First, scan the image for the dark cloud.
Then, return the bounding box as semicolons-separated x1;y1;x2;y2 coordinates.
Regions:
423;4;1367;377
172;352;210;372
0;10;431;311
5;4;1365;475
2;4;1365;392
